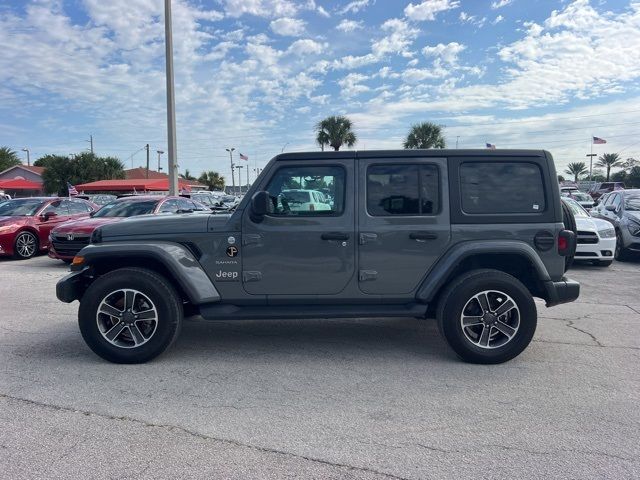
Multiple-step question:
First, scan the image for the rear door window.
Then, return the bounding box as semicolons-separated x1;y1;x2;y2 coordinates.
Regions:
367;164;439;216
459;162;545;214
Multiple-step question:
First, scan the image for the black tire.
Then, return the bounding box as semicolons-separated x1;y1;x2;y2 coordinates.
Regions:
78;268;183;363
595;260;613;267
614;230;630;261
561;201;577;271
436;269;537;364
13;231;39;259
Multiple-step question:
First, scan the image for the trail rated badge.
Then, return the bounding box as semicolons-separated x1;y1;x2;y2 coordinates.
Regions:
226;246;238;257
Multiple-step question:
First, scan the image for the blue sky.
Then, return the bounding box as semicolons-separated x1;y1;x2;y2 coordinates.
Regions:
1;0;640;181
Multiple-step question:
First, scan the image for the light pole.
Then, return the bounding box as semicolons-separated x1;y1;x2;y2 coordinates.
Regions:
22;147;30;166
586;153;597;182
281;142;289;153
226;147;236;194
157;150;165;171
235;165;244;194
164;0;179;195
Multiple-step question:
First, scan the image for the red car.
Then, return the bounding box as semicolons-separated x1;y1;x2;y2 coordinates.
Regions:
48;195;208;262
0;197;97;259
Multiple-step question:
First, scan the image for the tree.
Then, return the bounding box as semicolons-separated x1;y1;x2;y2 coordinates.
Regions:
183;169;196;180
557;175;565;182
565;162;587;182
198;171;225;191
622;157;639;171
315;115;357;151
39;153;125;195
595;153;623;181
0;146;21;172
627;166;640;188
403;122;446;149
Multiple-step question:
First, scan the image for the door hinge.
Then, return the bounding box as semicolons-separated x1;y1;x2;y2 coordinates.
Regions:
359;233;378;245
359;270;378;282
243;271;262;282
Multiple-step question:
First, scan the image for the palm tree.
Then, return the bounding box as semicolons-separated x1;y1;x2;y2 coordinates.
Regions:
183;169;196;180
565;162;587;182
0;146;21;172
403;122;446;149
198;171;225;191
315;116;357;151
596;153;623;181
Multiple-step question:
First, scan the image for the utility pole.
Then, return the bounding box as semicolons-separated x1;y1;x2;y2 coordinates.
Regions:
456;136;460;149
157;150;164;172
226;147;235;194
586;153;597;182
22;148;30;166
235;165;244;194
87;134;94;154
145;144;150;178
164;0;179;196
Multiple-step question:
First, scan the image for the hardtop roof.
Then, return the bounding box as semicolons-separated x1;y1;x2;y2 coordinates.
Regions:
273;149;549;161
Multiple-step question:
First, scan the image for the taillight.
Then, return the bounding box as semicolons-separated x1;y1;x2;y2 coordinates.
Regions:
558;230;575;256
558;235;568;251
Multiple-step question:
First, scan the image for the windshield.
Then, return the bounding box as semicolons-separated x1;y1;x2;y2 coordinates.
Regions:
192;195;214;206
572;192;591;202
625;194;640;211
0;199;46;216
563;198;589;217
93;199;158;217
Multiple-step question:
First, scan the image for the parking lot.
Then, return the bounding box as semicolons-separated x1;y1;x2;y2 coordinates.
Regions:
1;256;639;479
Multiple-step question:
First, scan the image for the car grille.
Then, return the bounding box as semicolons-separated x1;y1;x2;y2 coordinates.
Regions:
52;235;90;257
577;231;598;244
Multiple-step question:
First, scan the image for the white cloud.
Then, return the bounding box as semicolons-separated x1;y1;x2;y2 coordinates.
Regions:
287;39;326;56
404;0;460;22
317;6;330;18
221;0;298;18
336;19;363;32
491;0;513;9
459;11;486;28
372;18;418;57
338;73;371;97
338;0;374;15
422;42;466;64
493;15;504;25
270;17;306;36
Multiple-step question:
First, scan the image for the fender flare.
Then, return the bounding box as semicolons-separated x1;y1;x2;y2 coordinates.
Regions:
76;241;220;304
415;240;551;303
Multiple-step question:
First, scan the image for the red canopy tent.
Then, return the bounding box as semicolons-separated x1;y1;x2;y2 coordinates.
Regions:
0;178;42;190
75;178;193;192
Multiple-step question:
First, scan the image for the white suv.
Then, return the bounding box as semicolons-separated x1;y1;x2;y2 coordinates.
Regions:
563;197;616;266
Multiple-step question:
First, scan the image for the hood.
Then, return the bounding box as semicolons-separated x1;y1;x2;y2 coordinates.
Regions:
0;216;29;227
575;216;611;232
100;213;214;240
627;211;640;222
53;217;121;234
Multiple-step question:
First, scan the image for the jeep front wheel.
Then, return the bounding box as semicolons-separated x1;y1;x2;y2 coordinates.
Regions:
78;268;183;363
436;269;537;364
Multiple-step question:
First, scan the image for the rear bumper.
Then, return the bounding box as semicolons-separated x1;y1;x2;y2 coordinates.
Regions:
543;277;580;307
56;269;88;303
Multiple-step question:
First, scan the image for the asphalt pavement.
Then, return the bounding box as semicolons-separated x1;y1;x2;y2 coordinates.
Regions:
1;255;639;479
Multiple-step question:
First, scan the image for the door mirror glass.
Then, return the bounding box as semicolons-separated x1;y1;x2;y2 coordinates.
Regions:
250;191;270;221
43;211;58;221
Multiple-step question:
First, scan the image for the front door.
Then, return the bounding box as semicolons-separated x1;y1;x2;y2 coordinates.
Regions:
357;157;451;295
242;161;355;296
36;200;70;246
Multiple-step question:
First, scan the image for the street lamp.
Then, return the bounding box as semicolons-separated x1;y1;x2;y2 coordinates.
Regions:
164;0;178;195
22;147;30;166
235;165;244;194
226;147;236;194
586;153;598;182
157;150;165;171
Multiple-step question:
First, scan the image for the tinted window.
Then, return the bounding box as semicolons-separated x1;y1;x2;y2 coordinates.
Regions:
42;200;68;216
265;165;345;216
0;199;45;216
460;162;545;214
610;193;622;209
67;199;91;214
93;199;158;217
159;199;179;213
367;164;439;216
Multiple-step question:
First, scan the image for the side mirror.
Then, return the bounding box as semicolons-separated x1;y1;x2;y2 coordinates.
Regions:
89;210;96;217
42;211;58;221
605;204;616;211
250;191;270;222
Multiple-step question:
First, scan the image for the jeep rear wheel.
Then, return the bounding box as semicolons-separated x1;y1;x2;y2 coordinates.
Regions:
78;268;183;363
436;269;537;364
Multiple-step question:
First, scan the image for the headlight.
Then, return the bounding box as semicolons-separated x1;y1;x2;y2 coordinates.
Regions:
0;224;19;234
598;227;615;238
90;227;102;244
627;219;640;236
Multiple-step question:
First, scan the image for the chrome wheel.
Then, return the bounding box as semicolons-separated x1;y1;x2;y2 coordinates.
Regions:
15;232;37;258
460;290;520;349
96;289;158;349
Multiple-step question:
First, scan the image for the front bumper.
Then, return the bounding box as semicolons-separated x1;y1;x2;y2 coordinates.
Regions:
0;232;15;256
56;268;88;303
574;236;616;261
543;277;580;307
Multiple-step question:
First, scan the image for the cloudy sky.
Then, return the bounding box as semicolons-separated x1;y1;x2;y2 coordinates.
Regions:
1;0;640;181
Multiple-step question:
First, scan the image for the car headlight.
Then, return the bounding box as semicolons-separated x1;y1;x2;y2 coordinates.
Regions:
0;224;19;234
627;219;640;236
598;227;615;239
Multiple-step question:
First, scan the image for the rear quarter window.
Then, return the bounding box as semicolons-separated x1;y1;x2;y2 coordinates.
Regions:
460;162;546;214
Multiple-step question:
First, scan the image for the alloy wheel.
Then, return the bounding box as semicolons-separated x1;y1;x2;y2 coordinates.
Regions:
96;289;158;349
15;232;37;258
460;290;520;349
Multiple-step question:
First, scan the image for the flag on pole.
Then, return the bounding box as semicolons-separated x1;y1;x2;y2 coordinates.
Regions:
486;143;496;150
67;182;78;196
239;153;249;161
593;136;607;144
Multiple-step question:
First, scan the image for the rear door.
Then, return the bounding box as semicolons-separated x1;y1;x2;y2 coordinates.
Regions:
357;156;450;295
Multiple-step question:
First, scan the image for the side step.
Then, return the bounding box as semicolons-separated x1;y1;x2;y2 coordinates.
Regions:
198;303;428;321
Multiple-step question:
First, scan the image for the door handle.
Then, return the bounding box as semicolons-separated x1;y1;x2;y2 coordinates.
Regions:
409;231;438;241
321;232;350;241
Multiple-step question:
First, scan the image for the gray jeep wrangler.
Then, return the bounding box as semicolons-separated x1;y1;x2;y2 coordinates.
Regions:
57;150;579;364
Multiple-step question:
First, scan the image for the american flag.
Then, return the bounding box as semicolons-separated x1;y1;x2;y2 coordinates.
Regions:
67;182;78;196
239;153;249;161
486;143;496;150
593;136;607;144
